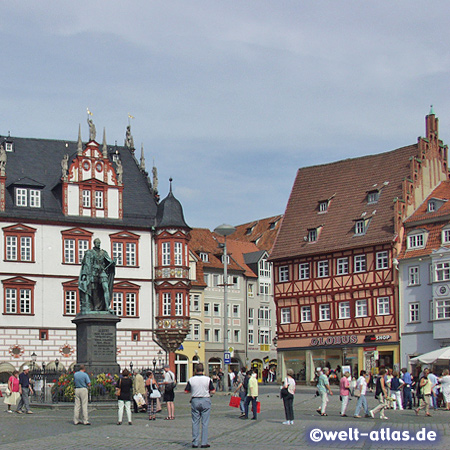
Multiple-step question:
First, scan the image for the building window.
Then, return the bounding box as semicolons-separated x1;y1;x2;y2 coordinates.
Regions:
61;228;92;265
248;283;254;297
339;301;351;319
248;329;254;345
436;299;450;319
258;306;271;327
65;290;77;315
15;188;41;208
234;329;240;343
221;255;230;264
16;188;27;207
428;201;435;212
279;266;289;282
200;252;209;262
174;242;183;266
248;308;254;325
408;233;425;249
5;142;13;152
301;305;311;322
354;255;366;273
175;292;183;316
193;324;200;340
435;262;450;281
204;328;211;342
213;274;220;287
319;304;331;321
259;282;270;295
190;294;200;313
355;299;368;317
82;190;91;208
214;329;220;342
162;242;171;266
231;276;239;289
376;251;389;270
408;302;420;323
30;190;41;208
95;191;104;209
299;263;310;280
39;329;49;340
258;329;270;345
336;258;349;275
355;220;366;235
259;258;271;278
112;286;139;318
317;260;329;278
408;266;420;286
367;191;379;204
281;307;291;324
213;303;220;316
319;201;328;212
232;304;240;317
443;229;450;244
162;293;171;316
2;277;35;315
3;224;36;262
132;331;141;342
377;297;390;315
111;232;139;267
308;229;317;242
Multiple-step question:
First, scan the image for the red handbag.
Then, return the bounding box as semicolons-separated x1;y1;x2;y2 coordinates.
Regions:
229;396;241;408
251;401;261;413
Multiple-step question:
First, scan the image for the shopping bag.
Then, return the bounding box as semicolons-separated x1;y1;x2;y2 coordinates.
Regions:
134;393;145;408
229;396;241;408
251;401;261;413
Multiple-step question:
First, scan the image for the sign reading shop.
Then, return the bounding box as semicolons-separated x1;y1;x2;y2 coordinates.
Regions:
310;335;358;346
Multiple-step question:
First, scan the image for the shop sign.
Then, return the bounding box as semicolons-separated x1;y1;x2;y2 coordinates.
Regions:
364;347;377;352
310;335;358;346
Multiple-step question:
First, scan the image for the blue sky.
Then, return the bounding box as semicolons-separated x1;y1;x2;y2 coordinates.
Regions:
2;1;450;229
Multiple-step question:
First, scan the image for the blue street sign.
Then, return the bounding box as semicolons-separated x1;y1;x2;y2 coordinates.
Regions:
224;352;231;364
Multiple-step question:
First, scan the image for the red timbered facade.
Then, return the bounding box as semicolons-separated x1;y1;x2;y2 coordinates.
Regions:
270;111;449;382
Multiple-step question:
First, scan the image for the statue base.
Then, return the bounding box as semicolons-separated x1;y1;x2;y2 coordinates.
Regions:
72;313;121;376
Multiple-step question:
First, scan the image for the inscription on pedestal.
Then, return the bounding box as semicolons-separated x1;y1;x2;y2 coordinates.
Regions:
93;327;115;358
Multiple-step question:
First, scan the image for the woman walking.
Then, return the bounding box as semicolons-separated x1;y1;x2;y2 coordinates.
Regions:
369;368;389;419
4;370;20;413
117;369;133;425
339;371;351;417
281;368;296;425
353;370;370;418
439;369;450;410
146;371;160;420
416;368;432;417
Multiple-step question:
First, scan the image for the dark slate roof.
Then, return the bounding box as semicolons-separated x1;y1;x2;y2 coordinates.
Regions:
0;135;158;228
243;250;267;265
156;186;190;229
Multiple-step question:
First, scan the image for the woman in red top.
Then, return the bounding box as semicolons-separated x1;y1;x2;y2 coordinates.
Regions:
339;372;351;417
4;370;20;412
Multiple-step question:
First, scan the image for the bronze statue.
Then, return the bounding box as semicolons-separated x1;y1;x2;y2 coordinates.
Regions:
78;238;115;314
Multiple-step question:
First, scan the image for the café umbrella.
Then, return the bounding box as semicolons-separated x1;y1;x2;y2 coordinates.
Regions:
409;346;450;364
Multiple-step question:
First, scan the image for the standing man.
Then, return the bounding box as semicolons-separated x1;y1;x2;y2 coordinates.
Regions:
162;364;176;420
16;365;33;414
185;363;215;448
401;368;413;409
132;369;146;413
73;364;91;425
316;367;333;416
242;369;259;420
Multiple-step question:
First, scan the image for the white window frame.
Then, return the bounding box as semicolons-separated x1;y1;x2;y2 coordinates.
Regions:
125;242;136;266
200;252;209;262
281;307;291;324
436;299;450;320
367;191;379;204
16;188;27;207
113;242;123;266
214;329;221;342
376;251;389;270
175;292;183;316
204;328;211;342
319;201;328;212
339;301;351;319
113;292;123;316
126;292;137;317
408;266;420;286
308;229;317;242
301;305;311;322
336;257;348;275
317;260;329;278
377;297;390;315
232;304;240;317
174;242;183;266
408;302;420;323
65;290;77;315
248;329;254;345
443;228;450;244
82;190;91;208
355;299;368;317
234;329;240;343
95;190;104;209
299;263;310;280
204;302;210;316
408;233;425;249
213;303;220;316
435;262;450;281
354;255;366;273
162;242;171;266
319;303;331;321
29;190;41;208
248;308;254;325
279;265;289;282
258;306;271;327
355;220;365;235
190;294;200;312
163;293;171;316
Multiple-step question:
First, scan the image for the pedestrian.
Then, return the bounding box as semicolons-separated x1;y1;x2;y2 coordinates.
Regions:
369;368;389;419
339;371;351;417
389;370;404;410
242;369;259;420
4;370;20;413
229;370;235;390
439;369;450;410
117;368;133;425
353;370;370;418
132;369;146;413
385;368;393;409
73;364;91;425
428;368;439;410
185;362;215;449
415;368;432;417
16;365;33;414
162;364;176;420
146;371;160;421
316;367;333;416
233;367;247;417
218;369;224;391
281;368;296;425
401;368;413;409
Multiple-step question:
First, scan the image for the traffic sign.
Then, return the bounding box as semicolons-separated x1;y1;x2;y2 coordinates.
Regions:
224;352;231;364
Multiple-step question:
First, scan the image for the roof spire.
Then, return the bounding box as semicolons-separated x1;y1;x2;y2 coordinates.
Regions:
102;127;108;158
169;177;173;193
139;143;146;171
77;124;83;155
430;104;435;115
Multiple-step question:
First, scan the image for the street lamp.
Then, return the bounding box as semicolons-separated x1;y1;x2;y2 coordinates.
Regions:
31;352;37;371
214;223;236;392
152;358;157;372
158;350;163;369
130;362;134;373
55;358;59;372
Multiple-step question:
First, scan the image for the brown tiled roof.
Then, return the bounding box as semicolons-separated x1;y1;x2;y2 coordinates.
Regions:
217;238;259;278
399;181;450;259
270;145;420;261
230;215;283;252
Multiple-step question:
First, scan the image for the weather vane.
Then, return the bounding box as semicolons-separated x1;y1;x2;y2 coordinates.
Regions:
128;113;135;126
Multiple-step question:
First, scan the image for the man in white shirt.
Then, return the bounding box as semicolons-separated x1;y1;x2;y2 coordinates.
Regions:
185;363;216;448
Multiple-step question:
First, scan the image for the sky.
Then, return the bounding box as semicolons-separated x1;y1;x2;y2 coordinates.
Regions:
2;1;450;229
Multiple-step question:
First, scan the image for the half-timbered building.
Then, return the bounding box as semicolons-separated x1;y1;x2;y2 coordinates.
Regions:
270;111;449;382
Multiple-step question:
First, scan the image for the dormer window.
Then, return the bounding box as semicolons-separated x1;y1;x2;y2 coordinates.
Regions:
355;220;366;235
15;188;41;208
442;227;450;244
367;190;379;204
200;252;209;262
221;255;230;264
407;231;426;249
308;228;317;242
246;227;254;235
318;201;328;213
5;142;13;152
428;201;436;212
427;198;445;213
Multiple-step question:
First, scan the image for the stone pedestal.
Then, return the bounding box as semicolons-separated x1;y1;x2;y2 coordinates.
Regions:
72;313;121;375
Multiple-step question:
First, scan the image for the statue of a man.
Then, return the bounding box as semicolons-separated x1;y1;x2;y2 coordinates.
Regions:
78;238;115;314
61;154;69;180
87;118;96;141
0;144;7;176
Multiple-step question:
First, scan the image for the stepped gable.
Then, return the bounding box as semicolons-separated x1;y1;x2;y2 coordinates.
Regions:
270;144;419;261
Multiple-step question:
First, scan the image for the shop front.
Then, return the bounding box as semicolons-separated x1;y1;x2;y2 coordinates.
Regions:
279;332;399;384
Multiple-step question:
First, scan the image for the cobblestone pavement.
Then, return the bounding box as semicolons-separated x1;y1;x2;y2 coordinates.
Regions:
1;385;449;450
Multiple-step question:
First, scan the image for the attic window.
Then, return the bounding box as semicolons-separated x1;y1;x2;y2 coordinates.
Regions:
355;220;366;235
407;232;425;249
269;221;278;230
428;201;435;212
318;201;328;213
15;188;41;208
5;142;13;152
367;191;379;204
308;229;317;242
200;252;209;262
246;227;253;235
